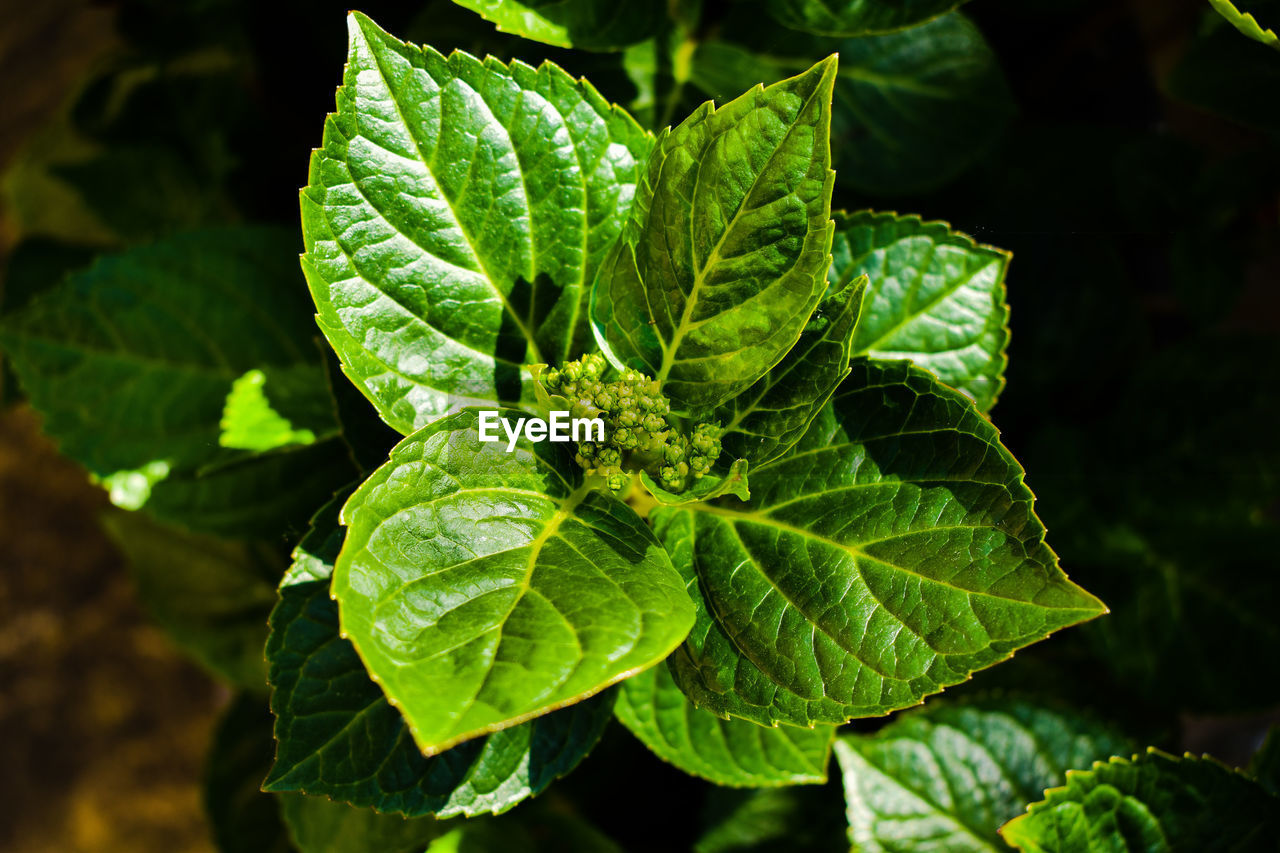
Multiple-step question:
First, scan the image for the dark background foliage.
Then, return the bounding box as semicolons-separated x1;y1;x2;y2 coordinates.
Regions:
1;0;1276;850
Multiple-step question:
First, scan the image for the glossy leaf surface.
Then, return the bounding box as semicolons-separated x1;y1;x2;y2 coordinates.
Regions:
267;501;617;817
662;359;1104;728
717;273;864;466
1209;0;1279;49
835;698;1131;852
832;211;1010;411
1000;750;1280;853
591;57;837;410
303;13;652;433
333;408;694;755
615;662;835;787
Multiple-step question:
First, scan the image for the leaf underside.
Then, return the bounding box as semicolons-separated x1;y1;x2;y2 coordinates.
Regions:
662;358;1104;728
302;12;653;434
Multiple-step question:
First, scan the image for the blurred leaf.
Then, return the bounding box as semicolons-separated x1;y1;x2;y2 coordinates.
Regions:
1167;5;1280;133
450;0;664;50
0;227;337;475
1249;727;1280;797
103;510;279;689
1208;0;1279;49
831;210;1010;410
690;13;1014;195
279;795;447;853
765;0;969;36
1000;750;1280;852
0;227;353;534
220;369;317;452
424;809;623;852
834;697;1131;852
1027;336;1280;713
695;783;849;853
614;661;836;787
203;693;295;853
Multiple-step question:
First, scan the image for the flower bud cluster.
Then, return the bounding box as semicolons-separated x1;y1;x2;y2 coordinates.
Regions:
540;354;723;492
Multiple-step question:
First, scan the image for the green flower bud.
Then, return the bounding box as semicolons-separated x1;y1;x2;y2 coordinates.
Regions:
607;471;629;491
642;413;665;433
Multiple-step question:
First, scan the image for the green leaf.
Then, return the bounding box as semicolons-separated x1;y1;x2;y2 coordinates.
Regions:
690;14;1014;195
834;698;1132;852
832;211;1011;411
1000;749;1280;852
424;808;622;852
0;227;339;477
615;661;834;787
143;438;357;539
203;694;294;853
694;783;856;853
660;359;1105;728
267;502;619;817
1166;4;1280;133
766;0;969;36
279;795;447;853
717;274;865;467
1208;0;1279;49
590;56;837;410
640;458;752;506
103;510;279;689
450;0;664;50
333;407;694;755
221;369;318;452
302;13;653;434
1249;727;1280;797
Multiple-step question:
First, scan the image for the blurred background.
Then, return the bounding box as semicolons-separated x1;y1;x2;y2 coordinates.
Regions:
1;0;1277;850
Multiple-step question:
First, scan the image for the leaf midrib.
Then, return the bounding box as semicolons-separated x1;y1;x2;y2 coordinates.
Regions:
355;25;544;364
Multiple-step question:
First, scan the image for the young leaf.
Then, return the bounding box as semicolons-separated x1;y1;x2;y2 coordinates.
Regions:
279;794;448;853
203;694;294;853
615;661;835;787
696;784;851;853
716;274;865;467
267;503;618;817
660;359;1105;729
640;459;752;507
333;408;694;756
450;0;664;50
591;56;837;411
765;0;969;37
302;13;652;434
1208;0;1279;49
690;14;1014;195
104;510;280;690
1000;750;1280;852
834;698;1131;852
0;227;338;478
832;211;1011;411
